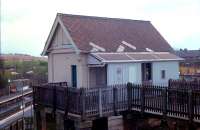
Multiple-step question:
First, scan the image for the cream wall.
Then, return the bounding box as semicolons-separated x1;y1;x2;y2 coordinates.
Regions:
89;67;107;87
47;22;90;87
48;52;89;88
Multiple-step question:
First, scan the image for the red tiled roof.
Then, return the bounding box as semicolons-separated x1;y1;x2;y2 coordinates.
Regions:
59;13;173;52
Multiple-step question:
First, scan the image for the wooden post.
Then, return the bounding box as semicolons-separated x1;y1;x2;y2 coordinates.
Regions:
188;89;194;124
64;87;68;118
53;85;57;115
33;85;36;109
98;88;102;117
162;88;168;118
168;79;171;88
141;86;145;114
80;88;86;120
127;83;132;111
113;87;118;115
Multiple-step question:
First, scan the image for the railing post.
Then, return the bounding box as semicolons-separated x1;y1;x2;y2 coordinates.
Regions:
188;89;194;124
127;83;132;111
113;87;118;115
141;86;145;114
80;88;86;120
162;88;168;118
53;85;57;115
168;79;171;88
33;85;36;109
98;88;102;117
64;87;68;118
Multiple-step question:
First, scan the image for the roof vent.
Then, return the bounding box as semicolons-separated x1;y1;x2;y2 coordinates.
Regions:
117;45;125;52
90;47;99;52
122;41;136;50
146;48;154;52
89;42;105;52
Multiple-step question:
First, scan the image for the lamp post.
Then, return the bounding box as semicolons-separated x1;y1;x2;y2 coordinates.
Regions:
8;79;11;96
21;85;25;130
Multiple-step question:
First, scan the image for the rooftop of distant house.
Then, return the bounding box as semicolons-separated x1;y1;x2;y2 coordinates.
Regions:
175;49;200;60
0;54;47;62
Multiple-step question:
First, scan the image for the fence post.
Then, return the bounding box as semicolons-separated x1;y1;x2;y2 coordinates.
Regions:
64;87;68;118
127;83;132;111
53;85;57;115
98;88;102;117
80;88;86;120
168;79;171;88
162;88;168;118
141;86;145;115
188;89;194;124
113;87;118;115
32;85;36;109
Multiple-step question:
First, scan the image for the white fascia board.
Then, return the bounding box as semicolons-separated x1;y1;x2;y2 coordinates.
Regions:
42;16;60;56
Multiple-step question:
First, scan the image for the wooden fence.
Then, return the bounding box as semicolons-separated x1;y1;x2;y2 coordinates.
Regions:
169;79;200;90
33;83;200;122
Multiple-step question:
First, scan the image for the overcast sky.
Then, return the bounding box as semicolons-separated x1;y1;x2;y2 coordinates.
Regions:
1;0;200;56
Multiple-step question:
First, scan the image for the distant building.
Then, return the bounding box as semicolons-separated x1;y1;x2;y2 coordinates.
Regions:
0;54;47;62
175;49;200;80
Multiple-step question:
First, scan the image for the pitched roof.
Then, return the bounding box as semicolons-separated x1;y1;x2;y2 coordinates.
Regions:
58;13;173;53
89;52;182;63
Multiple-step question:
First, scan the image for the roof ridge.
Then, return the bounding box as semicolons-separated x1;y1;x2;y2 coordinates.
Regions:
57;13;150;23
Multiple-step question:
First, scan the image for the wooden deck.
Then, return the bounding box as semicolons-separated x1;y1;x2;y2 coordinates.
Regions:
33;83;200;123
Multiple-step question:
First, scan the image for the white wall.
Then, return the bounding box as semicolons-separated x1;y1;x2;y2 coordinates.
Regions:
152;61;179;86
107;61;179;86
107;63;141;85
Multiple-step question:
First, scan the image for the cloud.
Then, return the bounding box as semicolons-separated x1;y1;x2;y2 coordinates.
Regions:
1;0;200;56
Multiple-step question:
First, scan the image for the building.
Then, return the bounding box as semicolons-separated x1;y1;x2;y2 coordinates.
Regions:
42;13;182;87
175;49;200;80
33;13;200;130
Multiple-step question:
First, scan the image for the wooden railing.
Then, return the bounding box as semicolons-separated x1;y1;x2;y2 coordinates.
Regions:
33;83;200;122
169;79;200;90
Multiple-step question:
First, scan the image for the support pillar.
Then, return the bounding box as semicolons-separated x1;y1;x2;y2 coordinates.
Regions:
56;112;64;130
40;109;46;130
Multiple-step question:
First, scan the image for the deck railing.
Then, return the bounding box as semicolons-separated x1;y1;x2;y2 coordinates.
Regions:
169;79;200;90
33;83;200;122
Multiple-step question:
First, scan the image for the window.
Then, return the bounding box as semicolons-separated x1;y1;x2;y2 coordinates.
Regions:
161;70;166;79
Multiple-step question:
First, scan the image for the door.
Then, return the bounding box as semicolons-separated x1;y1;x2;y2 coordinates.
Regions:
142;63;152;84
71;65;77;87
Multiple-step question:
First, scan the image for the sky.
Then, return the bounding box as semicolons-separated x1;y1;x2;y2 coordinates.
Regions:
1;0;200;56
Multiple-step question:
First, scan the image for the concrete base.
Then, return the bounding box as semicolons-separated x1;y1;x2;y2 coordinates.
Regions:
56;112;64;130
74;120;92;130
40;109;46;130
108;116;124;130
